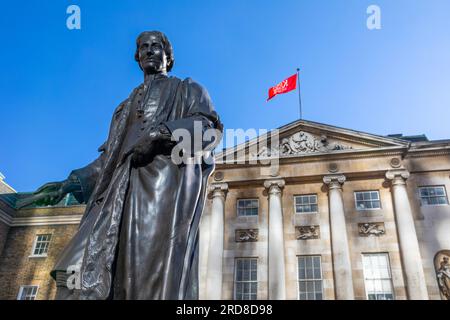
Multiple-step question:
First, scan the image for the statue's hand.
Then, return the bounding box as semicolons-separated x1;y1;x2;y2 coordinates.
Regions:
32;180;71;206
120;135;158;167
119;126;174;167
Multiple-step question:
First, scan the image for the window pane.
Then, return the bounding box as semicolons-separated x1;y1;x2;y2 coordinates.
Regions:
314;280;322;291
362;253;394;300
235;258;258;300
306;257;312;269
314;268;321;279
237;199;259;216
306;281;314;293
420;186;448;206
295;195;318;213
355;191;381;210
313;256;320;268
33;234;51;256
298;256;323;300
299;282;306;292
18;286;38;300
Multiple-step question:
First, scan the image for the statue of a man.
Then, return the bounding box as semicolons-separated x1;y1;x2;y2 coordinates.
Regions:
30;31;223;300
437;256;450;300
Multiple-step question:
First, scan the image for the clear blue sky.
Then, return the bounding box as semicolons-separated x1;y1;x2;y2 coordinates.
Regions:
1;0;450;191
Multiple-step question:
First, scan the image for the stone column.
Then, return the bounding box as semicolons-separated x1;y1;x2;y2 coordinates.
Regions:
264;179;286;300
385;170;428;300
323;174;355;300
205;182;228;299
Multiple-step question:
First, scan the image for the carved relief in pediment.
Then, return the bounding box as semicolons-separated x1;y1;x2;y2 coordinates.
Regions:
280;131;352;155
253;131;353;158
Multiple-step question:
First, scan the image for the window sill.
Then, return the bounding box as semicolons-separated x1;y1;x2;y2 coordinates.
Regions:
356;208;382;212
29;254;48;259
295;212;318;215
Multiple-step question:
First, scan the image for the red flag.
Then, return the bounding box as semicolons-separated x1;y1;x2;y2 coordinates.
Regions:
267;74;297;101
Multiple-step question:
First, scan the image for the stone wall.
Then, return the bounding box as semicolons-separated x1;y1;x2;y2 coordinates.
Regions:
200;149;450;300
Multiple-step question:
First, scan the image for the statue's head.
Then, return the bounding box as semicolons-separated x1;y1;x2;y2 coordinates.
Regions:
134;31;175;74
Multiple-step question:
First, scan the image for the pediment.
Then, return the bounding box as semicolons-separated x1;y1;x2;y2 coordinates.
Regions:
216;119;409;162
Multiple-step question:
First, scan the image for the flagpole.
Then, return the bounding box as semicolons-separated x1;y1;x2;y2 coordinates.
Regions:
296;68;302;120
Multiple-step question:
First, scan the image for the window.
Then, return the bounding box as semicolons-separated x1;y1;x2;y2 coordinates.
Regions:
298;256;323;300
17;285;39;300
237;199;259;216
355;191;381;210
31;234;52;257
295;194;318;214
362;253;394;300
234;258;257;300
419;186;448;206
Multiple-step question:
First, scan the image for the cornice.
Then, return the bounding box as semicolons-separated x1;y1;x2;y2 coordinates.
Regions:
405;147;450;158
11;214;83;227
216;146;407;169
0;211;83;227
0;210;13;226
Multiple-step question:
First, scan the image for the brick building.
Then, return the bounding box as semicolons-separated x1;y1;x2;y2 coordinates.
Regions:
1;120;450;300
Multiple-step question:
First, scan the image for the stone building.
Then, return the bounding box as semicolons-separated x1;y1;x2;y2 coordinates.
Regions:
1;120;450;300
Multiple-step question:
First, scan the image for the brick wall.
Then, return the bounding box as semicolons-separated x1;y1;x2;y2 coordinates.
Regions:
0;224;78;300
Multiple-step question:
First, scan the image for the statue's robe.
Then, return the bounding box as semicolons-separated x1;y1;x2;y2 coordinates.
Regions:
50;74;222;300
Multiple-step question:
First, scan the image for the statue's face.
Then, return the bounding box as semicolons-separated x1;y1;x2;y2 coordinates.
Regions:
137;34;168;74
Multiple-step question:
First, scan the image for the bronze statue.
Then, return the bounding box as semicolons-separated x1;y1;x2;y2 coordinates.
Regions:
27;31;223;300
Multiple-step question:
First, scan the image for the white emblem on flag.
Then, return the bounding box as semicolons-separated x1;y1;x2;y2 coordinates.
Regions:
273;79;289;95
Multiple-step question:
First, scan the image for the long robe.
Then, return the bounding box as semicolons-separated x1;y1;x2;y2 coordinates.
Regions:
50;74;222;300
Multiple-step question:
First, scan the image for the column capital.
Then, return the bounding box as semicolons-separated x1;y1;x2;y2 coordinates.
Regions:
323;174;346;190
264;179;285;195
385;169;410;186
208;182;228;198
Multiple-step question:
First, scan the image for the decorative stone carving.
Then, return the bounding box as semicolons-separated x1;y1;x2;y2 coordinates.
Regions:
385;169;410;186
263;179;285;195
251;131;352;158
235;229;258;242
213;171;224;181
435;250;450;300
323;174;346;190
328;162;339;173
280;131;352;155
252;145;276;158
358;222;386;237
390;157;401;168
208;182;228;199
296;225;320;240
